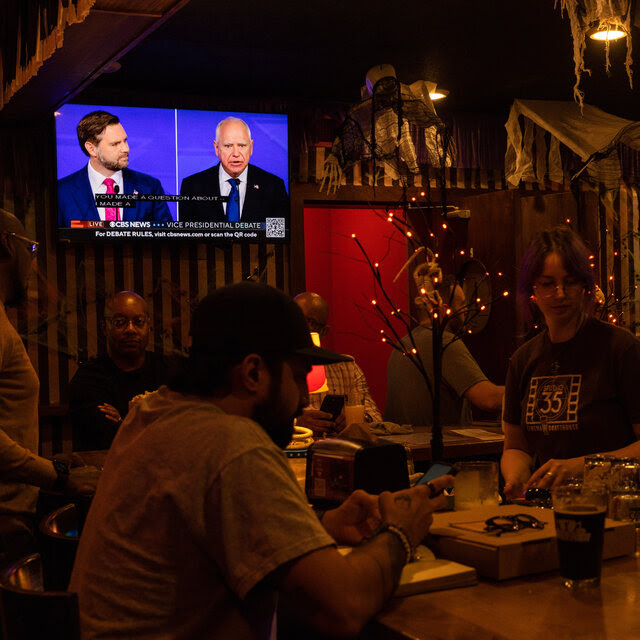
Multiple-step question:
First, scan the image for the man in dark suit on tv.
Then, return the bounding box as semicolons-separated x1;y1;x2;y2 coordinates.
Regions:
57;111;172;227
179;117;289;223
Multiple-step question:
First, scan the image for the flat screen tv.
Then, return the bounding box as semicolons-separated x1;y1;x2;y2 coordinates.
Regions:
55;104;290;242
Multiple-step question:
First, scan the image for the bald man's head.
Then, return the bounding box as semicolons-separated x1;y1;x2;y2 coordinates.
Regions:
104;291;150;368
294;292;329;336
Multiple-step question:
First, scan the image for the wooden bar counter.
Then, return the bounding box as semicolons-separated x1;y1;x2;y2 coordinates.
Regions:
70;449;639;638
379;423;504;462
368;553;640;639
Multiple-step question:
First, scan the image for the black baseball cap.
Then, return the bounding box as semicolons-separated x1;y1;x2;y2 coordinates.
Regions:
190;282;351;364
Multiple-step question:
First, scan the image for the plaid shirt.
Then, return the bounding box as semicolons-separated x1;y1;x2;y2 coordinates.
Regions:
308;358;382;422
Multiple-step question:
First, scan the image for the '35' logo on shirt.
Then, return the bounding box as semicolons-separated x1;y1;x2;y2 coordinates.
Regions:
525;375;581;427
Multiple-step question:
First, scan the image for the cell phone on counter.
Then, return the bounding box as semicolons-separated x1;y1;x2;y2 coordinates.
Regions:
319;394;345;421
415;462;456;486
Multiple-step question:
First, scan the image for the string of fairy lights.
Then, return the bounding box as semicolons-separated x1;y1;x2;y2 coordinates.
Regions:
350;195;510;404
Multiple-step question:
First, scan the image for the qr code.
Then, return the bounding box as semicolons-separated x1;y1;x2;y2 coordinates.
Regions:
265;218;285;238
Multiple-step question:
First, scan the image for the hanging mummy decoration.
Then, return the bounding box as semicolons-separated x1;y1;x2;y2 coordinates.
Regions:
320;64;456;193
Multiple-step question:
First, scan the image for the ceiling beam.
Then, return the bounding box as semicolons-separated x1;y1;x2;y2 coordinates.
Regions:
0;0;191;124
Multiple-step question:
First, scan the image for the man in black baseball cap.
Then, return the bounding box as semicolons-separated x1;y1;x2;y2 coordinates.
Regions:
190;281;351;366
70;282;452;639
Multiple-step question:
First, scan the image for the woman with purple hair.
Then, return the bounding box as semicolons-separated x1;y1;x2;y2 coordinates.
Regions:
501;226;640;499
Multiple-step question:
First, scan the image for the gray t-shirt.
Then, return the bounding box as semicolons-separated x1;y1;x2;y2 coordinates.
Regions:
70;386;334;639
385;325;488;426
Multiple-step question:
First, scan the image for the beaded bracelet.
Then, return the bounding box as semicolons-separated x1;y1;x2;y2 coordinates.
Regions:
379;524;414;564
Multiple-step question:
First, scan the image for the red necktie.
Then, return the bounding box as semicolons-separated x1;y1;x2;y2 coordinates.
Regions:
103;178;119;221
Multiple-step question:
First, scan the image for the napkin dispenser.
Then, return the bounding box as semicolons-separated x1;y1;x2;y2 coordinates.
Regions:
305;438;409;508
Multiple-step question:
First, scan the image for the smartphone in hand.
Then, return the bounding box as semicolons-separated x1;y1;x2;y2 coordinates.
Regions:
415;462;456;486
319;394;345;421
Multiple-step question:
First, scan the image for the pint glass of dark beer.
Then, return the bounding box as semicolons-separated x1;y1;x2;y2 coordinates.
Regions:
552;484;608;588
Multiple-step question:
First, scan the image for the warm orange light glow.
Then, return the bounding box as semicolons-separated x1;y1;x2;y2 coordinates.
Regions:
476;298;481;303
565;218;571;223
411;348;417;354
371;299;377;305
503;291;509;297
351;233;356;238
411;197;417;202
407;231;413;238
442;223;448;230
433;312;438;319
497;272;503;277
590;26;627;41
460;250;465;255
589;255;595;260
420;191;426;197
480;305;486;311
446;309;452;315
374;262;379;268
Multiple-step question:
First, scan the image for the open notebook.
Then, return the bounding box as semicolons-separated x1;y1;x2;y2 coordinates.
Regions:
339;545;477;596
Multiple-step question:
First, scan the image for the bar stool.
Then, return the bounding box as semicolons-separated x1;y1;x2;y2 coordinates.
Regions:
0;553;80;640
38;503;80;591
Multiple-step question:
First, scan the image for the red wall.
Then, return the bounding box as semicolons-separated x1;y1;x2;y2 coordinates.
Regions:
303;206;410;413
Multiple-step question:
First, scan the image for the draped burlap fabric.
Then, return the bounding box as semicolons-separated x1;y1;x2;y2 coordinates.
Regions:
505;98;640;189
1;0;97;111
320;75;455;194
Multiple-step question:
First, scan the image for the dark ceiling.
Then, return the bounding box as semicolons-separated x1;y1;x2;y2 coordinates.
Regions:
77;0;640;121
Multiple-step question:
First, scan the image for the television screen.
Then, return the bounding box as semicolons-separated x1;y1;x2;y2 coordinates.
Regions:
55;104;290;242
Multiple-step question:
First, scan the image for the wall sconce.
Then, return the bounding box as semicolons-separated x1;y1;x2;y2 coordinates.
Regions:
425;81;449;101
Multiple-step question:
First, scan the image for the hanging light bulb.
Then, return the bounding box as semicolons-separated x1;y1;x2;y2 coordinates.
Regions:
589;23;627;41
426;80;449;101
429;87;449;100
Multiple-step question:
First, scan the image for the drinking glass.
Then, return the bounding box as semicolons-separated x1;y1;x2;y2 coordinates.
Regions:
583;454;613;488
552;484;608;588
454;461;499;510
607;458;640;553
344;391;365;426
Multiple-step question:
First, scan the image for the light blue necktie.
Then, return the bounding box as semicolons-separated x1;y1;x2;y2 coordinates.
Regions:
227;178;240;222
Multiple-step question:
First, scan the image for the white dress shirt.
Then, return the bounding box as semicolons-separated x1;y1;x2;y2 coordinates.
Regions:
88;163;124;221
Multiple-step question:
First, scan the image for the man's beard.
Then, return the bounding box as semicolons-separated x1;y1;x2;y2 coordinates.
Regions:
252;377;298;450
98;149;129;172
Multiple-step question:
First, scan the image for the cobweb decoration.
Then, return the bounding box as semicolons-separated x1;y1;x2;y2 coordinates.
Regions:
558;0;633;108
320;75;456;193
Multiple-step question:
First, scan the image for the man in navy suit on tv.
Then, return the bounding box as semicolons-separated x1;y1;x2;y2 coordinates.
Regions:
57;111;172;227
179;117;289;224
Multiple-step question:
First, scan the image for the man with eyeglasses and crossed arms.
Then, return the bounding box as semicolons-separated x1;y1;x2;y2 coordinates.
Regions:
69;291;173;450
